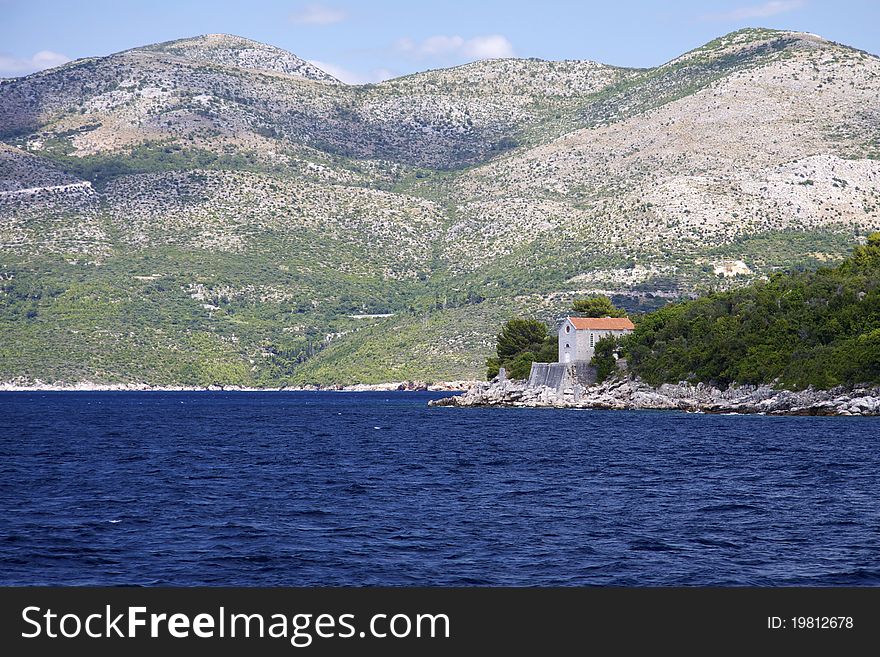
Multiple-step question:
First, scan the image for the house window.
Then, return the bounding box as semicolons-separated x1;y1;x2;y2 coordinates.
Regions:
590;333;594;347
565;343;570;349
565;325;571;334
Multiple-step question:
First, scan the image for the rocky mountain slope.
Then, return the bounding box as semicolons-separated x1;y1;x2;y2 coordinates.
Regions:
141;34;343;83
1;28;879;386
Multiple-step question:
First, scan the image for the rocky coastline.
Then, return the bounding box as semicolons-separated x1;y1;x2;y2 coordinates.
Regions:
0;379;475;393
428;377;880;416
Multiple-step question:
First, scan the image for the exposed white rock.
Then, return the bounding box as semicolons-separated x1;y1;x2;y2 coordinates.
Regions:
430;377;880;416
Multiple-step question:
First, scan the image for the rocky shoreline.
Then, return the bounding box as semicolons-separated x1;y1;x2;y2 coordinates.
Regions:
428;377;880;416
0;379;475;393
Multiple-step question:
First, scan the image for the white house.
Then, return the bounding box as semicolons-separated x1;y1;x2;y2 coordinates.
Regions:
558;316;635;364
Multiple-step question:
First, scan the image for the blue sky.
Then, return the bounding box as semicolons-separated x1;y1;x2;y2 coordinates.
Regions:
1;1;878;82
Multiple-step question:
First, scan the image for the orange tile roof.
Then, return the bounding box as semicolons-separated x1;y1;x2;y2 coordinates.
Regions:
567;316;635;331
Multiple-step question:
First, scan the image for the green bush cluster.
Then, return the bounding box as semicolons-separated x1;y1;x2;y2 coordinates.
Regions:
48;143;265;186
591;336;620;383
623;234;880;389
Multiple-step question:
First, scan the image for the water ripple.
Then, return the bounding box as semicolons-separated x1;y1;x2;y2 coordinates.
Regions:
0;391;878;586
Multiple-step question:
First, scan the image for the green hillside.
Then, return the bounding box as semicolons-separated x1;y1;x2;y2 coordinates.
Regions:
1;28;879;386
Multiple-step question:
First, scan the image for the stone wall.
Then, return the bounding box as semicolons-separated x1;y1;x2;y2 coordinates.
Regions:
527;362;597;391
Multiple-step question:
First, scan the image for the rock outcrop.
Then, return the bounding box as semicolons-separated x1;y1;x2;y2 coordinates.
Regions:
429;377;880;416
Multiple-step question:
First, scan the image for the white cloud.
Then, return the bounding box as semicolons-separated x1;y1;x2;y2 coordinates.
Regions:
407;35;465;57
0;50;70;77
395;34;515;60
704;0;805;21
308;60;394;85
461;35;516;59
290;4;347;25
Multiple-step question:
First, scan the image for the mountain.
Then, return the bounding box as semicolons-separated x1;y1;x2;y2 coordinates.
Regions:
1;28;879;386
0;34;627;168
141;34;343;83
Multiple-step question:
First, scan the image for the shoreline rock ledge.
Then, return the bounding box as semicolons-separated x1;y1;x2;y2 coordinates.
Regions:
428;378;880;416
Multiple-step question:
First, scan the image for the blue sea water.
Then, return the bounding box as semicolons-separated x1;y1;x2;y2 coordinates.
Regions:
0;391;878;586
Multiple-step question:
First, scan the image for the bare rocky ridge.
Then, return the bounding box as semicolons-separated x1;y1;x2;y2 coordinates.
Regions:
0;38;624;167
430;377;880;416
141;34;342;83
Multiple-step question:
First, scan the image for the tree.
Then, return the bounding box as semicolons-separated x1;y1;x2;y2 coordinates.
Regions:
843;231;880;273
485;318;555;380
495;319;548;360
591;336;620;383
506;351;538;380
486;356;503;380
571;295;627;318
534;336;558;363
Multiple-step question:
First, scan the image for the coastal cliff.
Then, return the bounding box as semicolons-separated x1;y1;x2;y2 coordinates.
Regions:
429;377;880;416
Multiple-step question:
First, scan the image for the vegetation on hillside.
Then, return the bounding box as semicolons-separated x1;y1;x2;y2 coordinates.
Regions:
622;234;880;389
1;29;880;386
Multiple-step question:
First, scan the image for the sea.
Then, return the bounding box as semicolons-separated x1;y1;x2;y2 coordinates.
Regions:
1;391;878;586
